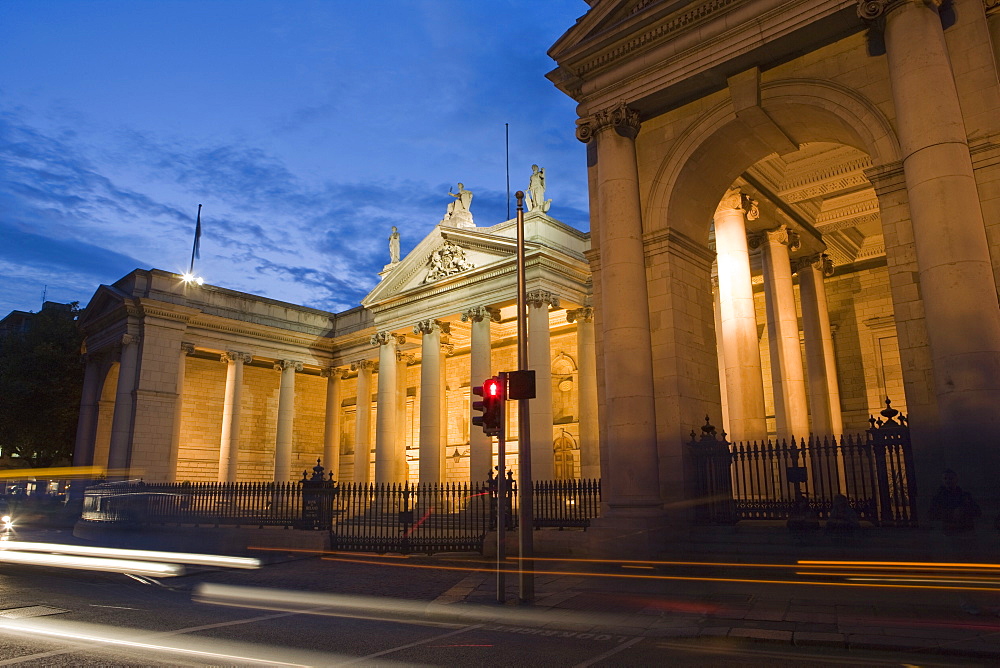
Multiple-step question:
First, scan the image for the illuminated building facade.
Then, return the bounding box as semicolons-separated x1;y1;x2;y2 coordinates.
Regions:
547;0;1000;548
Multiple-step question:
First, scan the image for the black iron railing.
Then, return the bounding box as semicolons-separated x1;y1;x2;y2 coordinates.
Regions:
689;400;916;526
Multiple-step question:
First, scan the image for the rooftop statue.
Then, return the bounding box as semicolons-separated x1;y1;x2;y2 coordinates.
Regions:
526;164;552;213
441;183;475;228
388;226;400;264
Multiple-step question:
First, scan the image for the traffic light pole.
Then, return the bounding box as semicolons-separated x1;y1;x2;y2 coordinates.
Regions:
496;372;507;604
515;191;534;603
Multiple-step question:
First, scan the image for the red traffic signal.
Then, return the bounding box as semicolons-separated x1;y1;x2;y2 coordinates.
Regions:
472;376;504;437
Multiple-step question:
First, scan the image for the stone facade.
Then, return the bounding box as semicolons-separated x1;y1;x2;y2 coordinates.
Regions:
548;0;1000;550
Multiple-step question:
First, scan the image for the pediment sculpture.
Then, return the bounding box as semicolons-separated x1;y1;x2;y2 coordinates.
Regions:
424;240;475;283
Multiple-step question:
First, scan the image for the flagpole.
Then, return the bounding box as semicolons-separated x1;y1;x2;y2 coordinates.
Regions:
189;204;202;275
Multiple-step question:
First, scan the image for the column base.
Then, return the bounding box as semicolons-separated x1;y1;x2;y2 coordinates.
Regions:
586;509;671;559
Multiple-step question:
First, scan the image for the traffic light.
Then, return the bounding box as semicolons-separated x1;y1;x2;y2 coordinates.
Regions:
472;376;504;437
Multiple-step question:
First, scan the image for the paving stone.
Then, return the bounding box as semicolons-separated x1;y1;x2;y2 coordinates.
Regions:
784;611;837;623
729;628;794;642
792;631;846;647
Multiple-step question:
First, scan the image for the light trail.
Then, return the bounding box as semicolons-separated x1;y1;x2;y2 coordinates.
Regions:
0;550;183;577
0;541;260;569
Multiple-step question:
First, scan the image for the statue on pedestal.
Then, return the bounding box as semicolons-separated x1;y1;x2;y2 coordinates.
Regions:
388;226;400;264
441;183;475;228
526;164;552;213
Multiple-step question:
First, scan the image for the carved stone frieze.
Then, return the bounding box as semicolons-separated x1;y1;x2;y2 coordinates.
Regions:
461;306;501;323
566;306;594;324
526;290;561;310
575;101;641;143
424;241;475;283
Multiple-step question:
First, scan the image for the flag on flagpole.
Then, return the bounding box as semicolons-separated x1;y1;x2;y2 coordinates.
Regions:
189;204;202;274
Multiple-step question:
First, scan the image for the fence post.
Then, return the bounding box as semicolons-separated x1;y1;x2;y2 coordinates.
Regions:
867;398;915;526
687;417;736;524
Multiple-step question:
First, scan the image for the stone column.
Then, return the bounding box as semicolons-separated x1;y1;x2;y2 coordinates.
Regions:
72;354;103;468
414;320;448;483
860;0;1000;477
218;350;252;482
372;331;405;483
108;333;140;475
273;359;302;482
462;306;499;482
989;0;1000;79
397;352;414;482
567;307;600;479
712;276;731;432
714;188;768;442
796;254;843;436
527;290;558;482
166;344;194;482
754;225;809;439
576;102;661;513
352;360;374;483
322;367;346;481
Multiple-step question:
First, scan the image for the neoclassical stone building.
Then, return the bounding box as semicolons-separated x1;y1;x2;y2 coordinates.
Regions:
547;0;1000;546
73;208;600;487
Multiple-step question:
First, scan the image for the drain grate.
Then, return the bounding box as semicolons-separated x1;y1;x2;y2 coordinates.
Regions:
0;606;70;619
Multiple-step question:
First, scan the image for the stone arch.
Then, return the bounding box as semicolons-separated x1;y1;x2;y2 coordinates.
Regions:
645;78;901;240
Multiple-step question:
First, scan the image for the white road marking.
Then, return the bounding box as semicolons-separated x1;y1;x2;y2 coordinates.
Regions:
338;623;482;665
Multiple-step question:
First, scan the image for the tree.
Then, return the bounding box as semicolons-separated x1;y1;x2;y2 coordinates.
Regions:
0;303;84;468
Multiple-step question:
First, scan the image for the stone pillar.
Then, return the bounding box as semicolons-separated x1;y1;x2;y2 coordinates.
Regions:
322;367;346;481
107;333;140;475
568;307;600;479
755;226;809;439
273;359;302;482
796;254;843;436
527;290;558;482
73;354;103;468
166;344;194;482
861;0;1000;494
984;0;1000;100
462;305;499;482
372;331;405;483
415;320;448;483
712;276;731;432
218;350;252;482
397;352;414;482
352;360;374;483
714;188;768;442
576;102;661;513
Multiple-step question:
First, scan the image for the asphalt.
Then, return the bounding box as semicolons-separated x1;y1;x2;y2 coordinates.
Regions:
10;523;1000;662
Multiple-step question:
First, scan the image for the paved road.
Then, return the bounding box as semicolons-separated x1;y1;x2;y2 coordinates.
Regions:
0;528;992;666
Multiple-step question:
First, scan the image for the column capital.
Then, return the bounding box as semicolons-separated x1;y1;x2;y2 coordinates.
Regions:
351;359;375;373
441;343;455;357
749;225;800;252
575;100;641;143
715;187;759;220
857;0;938;23
794;253;835;277
413;319;450;336
370;330;406;347
461;305;501;323
321;366;348;379
397;351;416;365
526;289;561;310
121;333;140;347
221;351;253;365
566;306;594;324
274;359;303;372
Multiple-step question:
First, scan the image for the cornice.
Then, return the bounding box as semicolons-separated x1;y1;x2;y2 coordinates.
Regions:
643;227;717;265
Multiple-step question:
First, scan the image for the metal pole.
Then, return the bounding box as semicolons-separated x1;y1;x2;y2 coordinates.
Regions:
515;191;534;603
496;372;507;603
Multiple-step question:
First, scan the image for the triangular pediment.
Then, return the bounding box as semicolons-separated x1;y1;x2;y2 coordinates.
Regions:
78;283;133;331
548;0;667;60
362;226;533;308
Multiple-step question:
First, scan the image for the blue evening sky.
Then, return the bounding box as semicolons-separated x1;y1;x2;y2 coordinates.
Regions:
0;0;590;315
